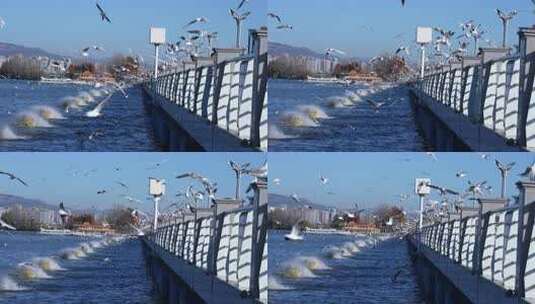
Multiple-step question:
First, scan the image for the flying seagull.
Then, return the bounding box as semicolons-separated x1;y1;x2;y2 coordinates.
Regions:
395;46;410;56
184;17;208;28
96;2;111;23
320;175;329;185
97;190;107;195
456;171;466;178
0;171;28;186
236;0;249;10
0;218;15;230
0;18;5;30
520;162;535;181
366;99;386;112
116;181;128;189
267;12;282;23
276;24;293;30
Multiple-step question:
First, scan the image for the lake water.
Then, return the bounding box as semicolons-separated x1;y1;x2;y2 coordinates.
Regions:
0;80;159;151
268;231;424;304
0;231;159;304
268;79;426;152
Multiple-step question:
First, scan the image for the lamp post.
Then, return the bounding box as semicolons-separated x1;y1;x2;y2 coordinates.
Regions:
150;27;166;79
149;177;166;232
416;27;433;79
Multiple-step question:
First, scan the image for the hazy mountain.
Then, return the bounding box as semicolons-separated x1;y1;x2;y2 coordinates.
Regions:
269;41;324;59
0;42;63;59
0;193;56;210
268;193;331;210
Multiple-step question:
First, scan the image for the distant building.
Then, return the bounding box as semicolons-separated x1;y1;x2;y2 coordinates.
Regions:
269;53;337;75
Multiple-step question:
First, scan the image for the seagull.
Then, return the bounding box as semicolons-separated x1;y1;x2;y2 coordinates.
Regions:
520;162;535;181
243;161;268;179
326;48;345;56
0;218;15;230
366;99;386;112
319;175;329;185
0;18;6;30
236;0;249;10
267;12;282;23
429;184;459;196
291;193;300;203
97;190;107;195
0;171;28;186
395;46;410;56
426;152;437;161
116;181;128;189
276;24;293;30
96;2;111;23
123;196;142;204
272;178;281;185
369;56;385;64
184;17;208;28
466;181;487;196
480;153;490;160
86;94;113;117
456;171;466;178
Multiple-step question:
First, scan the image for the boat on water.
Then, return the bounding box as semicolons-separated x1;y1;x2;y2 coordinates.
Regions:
39;228;73;235
284;223;304;241
305;76;349;85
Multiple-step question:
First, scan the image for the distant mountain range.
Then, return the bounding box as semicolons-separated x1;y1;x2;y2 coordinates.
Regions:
0;193;55;210
0;42;63;59
269;42;325;59
268;193;331;210
269;41;367;63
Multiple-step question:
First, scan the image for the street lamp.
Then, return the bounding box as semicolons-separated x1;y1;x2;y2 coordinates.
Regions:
415;178;431;230
149;177;166;232
150;27;166;79
416;27;433;79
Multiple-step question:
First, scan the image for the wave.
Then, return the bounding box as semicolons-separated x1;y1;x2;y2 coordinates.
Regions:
342;242;361;254
322;246;344;259
15;111;53;128
280;111;319;127
16;263;52;280
78;91;95;103
80;243;94;254
31;105;65;120
296;105;331;120
269;125;296;139
296;256;331;271
269;275;292;290
326;96;353;108
278;261;317;279
0;275;28;291
33;257;65;272
60;248;86;260
0;125;27;140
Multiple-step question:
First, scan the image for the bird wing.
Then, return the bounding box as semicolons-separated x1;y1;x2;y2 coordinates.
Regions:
366;99;378;107
15;177;28;186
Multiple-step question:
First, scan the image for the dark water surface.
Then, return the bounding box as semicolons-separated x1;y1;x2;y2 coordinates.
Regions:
268;231;424;304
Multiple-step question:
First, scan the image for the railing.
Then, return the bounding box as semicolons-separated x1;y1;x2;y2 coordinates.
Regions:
416;200;535;299
145;202;269;303
413;51;535;150
146;52;268;150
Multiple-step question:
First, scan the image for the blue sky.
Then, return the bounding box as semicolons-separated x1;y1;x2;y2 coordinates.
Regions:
269;0;533;58
0;0;266;58
0;153;265;213
269;153;534;211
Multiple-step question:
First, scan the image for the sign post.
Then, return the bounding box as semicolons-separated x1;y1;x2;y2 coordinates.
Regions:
416;27;433;79
150;27;166;79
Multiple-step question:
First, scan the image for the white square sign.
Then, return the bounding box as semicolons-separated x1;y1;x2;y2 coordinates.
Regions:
150;27;166;45
416;27;432;45
415;178;431;195
149;178;165;196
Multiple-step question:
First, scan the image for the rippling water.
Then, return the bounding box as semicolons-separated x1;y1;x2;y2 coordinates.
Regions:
268;79;426;151
0;80;158;151
268;231;424;304
0;231;158;304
